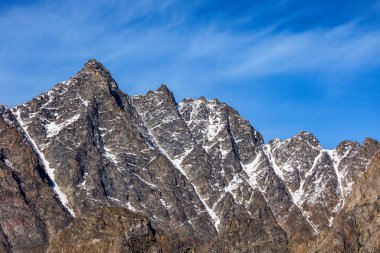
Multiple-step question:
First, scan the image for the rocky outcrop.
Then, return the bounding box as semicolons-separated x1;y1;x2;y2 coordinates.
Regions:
300;151;380;252
47;207;163;253
0;106;72;253
265;133;380;234
12;60;218;244
0;59;379;252
131;87;288;252
178;98;316;245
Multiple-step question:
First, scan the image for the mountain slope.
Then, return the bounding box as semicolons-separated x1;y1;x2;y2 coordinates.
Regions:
300;151;380;252
0;106;71;253
0;59;378;252
12;61;219;244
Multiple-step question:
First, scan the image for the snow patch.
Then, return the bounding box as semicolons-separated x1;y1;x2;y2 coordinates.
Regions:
79;172;89;188
126;202;138;212
13;109;75;216
172;149;221;231
241;152;264;190
263;143;320;234
60;80;70;85
104;147;118;165
160;199;171;209
263;144;285;182
224;173;243;194
75;93;89;107
45;114;80;138
141;120;221;232
328;216;334;227
325;149;346;211
107;196;121;202
132;172;157;188
4;158;18;171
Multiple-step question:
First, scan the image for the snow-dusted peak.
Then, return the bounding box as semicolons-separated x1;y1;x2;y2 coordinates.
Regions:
136;84;178;111
267;138;282;146
178;96;264;176
335;140;359;152
2;60;379;252
64;59;121;94
156;84;170;94
293;131;322;149
82;59;113;76
264;133;380;232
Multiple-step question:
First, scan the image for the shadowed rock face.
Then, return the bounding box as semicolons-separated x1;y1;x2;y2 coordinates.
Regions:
0;106;72;253
0;59;379;252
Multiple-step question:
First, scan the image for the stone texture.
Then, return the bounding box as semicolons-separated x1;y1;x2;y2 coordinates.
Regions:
12;60;217;244
131;87;287;251
47;207;163;253
0;59;379;252
0;106;71;253
300;151;380;252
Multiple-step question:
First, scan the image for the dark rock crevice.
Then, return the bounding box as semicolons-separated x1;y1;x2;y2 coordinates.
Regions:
0;223;11;253
109;88;125;110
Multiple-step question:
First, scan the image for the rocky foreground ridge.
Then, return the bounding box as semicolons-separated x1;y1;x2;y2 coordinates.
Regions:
0;60;379;252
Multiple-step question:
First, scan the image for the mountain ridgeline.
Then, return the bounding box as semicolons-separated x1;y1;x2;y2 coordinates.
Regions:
0;60;379;253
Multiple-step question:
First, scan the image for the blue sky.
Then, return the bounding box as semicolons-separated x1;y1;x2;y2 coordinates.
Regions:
0;0;379;148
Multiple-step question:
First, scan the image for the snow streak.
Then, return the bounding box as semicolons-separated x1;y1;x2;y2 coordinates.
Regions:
13;108;75;216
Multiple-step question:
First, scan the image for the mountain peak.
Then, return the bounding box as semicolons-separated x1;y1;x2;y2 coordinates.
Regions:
198;96;207;102
83;59;106;70
293;130;321;148
364;137;379;146
156;84;170;93
153;84;177;105
68;59;120;94
77;59;114;82
295;130;316;139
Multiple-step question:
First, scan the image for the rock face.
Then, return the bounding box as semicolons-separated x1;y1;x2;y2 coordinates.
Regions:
0;59;379;252
301;151;380;253
47;207;162;253
0;106;72;253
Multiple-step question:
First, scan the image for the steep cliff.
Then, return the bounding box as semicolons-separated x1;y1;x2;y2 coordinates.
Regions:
0;60;378;252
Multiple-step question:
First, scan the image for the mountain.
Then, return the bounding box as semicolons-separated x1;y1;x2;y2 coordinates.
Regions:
0;59;379;253
298;151;380;253
0;105;72;252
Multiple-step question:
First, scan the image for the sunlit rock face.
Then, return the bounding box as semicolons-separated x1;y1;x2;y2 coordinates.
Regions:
0;60;378;252
300;151;380;253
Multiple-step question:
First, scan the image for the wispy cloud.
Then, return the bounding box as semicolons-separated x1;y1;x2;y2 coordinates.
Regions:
224;24;380;78
0;0;379;147
1;0;379;97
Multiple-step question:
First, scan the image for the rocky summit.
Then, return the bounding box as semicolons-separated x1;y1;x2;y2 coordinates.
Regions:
0;59;379;253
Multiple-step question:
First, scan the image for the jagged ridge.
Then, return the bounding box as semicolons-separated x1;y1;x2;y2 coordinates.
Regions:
0;59;378;252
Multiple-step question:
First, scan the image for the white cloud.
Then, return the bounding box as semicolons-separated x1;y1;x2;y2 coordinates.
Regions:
0;0;380;104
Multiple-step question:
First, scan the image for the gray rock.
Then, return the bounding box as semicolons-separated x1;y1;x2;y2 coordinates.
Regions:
0;59;378;252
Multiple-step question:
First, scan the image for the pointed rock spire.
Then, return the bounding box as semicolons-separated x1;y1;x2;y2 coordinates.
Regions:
82;59;110;75
155;84;177;106
294;130;321;148
156;84;170;93
72;59;119;91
